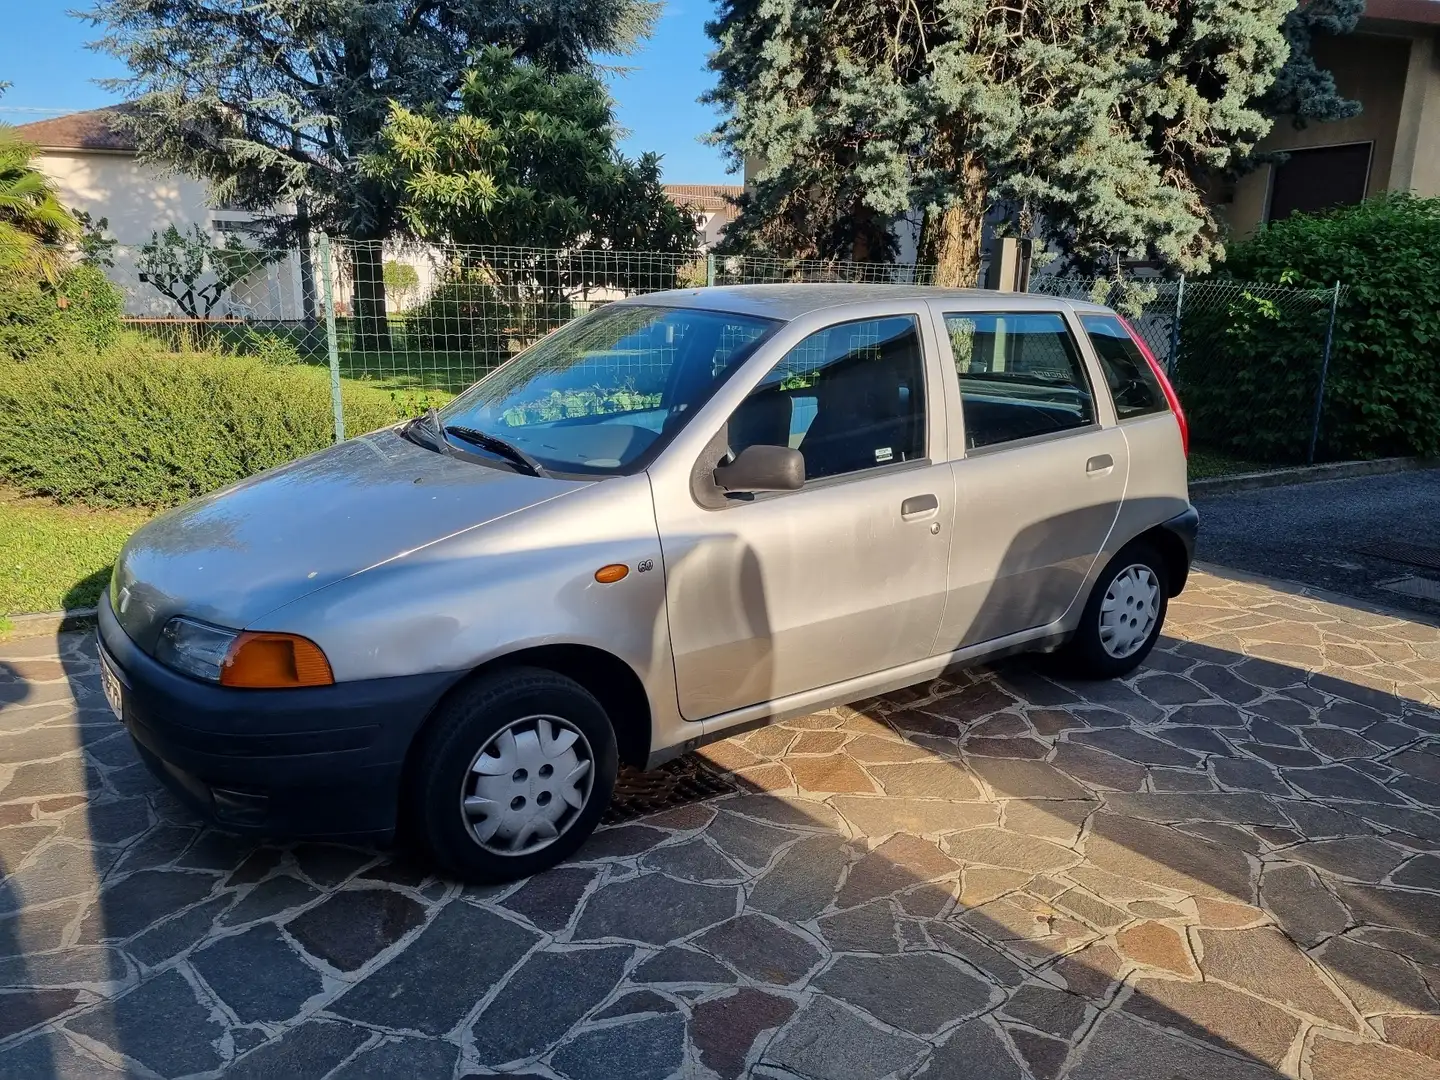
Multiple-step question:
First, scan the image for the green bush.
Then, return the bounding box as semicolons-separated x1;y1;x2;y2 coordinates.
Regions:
0;265;124;360
0;341;444;507
407;278;572;357
1185;194;1440;462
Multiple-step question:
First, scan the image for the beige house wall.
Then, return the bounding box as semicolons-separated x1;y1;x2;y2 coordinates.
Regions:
1225;27;1440;238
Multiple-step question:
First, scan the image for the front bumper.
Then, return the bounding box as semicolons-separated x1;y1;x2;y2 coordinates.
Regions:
97;596;464;839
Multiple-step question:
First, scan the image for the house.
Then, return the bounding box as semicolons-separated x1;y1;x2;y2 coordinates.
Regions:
13;106;312;319
1222;0;1440;234
662;184;743;250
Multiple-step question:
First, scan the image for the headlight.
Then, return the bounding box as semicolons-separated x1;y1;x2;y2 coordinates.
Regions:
156;617;238;682
155;616;334;688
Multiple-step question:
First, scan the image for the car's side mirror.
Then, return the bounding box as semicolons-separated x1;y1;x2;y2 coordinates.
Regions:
712;444;805;493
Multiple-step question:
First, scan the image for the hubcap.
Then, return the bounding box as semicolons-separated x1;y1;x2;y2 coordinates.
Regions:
460;715;594;856
1099;564;1160;659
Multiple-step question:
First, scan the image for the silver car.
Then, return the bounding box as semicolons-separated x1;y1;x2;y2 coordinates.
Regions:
98;285;1196;881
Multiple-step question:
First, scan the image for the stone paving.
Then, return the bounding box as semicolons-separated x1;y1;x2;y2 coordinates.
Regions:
1;568;1440;1078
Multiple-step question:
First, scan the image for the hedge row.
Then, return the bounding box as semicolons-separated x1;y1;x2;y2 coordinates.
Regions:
0;341;443;507
1182;194;1440;463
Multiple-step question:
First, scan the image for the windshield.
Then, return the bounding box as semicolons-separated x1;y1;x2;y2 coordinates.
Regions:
437;304;781;476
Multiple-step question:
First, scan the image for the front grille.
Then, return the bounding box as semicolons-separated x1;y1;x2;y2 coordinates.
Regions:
603;755;736;824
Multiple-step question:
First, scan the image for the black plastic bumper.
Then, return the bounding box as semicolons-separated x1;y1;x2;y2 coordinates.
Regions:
1160;505;1200;594
97;597;464;840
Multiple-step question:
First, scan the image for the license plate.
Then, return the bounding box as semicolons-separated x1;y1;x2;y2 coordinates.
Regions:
99;650;124;721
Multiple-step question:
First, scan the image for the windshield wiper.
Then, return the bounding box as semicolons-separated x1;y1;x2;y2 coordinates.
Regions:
444;425;549;478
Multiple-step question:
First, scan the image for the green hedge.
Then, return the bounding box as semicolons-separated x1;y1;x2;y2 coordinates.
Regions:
407;279;573;356
0;265;124;361
0;342;442;507
1184;194;1440;462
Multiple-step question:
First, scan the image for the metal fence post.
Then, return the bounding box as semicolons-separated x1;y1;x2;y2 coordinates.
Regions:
1306;280;1342;465
317;234;346;443
705;253;716;287
1167;274;1185;376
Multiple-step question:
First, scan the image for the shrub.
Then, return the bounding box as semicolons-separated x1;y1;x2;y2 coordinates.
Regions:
406;278;572;358
0;341;445;507
1185;194;1440;461
0;265;124;360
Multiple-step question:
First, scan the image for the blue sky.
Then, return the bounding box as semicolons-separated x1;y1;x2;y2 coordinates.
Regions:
0;2;734;183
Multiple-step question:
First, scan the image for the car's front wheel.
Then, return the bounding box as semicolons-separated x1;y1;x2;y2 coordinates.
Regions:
407;667;618;882
1054;539;1169;679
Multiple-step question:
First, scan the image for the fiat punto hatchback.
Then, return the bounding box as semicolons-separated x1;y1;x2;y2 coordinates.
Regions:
99;285;1197;881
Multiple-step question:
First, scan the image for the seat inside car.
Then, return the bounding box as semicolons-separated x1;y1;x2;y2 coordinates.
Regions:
799;338;921;479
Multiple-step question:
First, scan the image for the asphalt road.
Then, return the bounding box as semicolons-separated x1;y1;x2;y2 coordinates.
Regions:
1195;468;1440;623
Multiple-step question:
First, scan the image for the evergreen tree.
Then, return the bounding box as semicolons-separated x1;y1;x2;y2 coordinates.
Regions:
708;0;1355;284
86;0;659;344
367;47;696;255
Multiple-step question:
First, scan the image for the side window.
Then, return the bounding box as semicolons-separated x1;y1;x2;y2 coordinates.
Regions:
1079;314;1167;419
945;312;1094;450
727;315;926;482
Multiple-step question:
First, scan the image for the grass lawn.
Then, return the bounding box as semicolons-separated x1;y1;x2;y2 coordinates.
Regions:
0;489;152;616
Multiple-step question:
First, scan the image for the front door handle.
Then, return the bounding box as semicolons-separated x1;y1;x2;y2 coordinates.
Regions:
1086;454;1114;475
901;494;939;518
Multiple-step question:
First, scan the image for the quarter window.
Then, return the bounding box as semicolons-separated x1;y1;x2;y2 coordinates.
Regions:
945;312;1094;450
727;315;926;482
1080;314;1168;419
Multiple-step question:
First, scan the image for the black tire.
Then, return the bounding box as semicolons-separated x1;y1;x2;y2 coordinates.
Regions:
1052;539;1170;679
405;666;618;882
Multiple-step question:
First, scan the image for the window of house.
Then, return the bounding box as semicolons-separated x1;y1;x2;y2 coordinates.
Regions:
1267;143;1372;222
1080;314;1167;419
945;311;1094;449
727;315;926;481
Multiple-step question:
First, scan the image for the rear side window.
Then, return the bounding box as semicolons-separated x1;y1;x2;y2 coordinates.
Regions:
944;312;1094;450
1080;314;1167;419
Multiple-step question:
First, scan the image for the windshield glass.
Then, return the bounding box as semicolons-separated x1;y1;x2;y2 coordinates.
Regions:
437;304;780;476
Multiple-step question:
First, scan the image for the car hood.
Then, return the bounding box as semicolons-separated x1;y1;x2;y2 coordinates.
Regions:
111;428;588;652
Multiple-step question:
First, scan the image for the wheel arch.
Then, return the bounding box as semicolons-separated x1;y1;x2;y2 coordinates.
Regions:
1134;524;1191;597
413;644;654;771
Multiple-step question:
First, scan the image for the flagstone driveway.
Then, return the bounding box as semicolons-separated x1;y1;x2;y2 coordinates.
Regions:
1;567;1439;1079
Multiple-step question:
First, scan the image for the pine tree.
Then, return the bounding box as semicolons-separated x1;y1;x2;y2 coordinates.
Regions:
708;0;1353;284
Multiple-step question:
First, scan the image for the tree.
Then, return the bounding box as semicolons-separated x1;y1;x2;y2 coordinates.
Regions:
86;0;660;347
136;224;270;319
0;125;78;284
707;0;1353;285
365;47;698;259
383;259;421;311
74;211;118;269
1260;0;1364;126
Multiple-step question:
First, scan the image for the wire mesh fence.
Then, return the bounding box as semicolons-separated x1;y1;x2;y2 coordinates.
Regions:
99;236;1343;464
1033;275;1345;465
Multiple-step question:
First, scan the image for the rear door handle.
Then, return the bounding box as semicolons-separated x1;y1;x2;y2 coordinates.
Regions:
901;494;939;518
1086;454;1114;475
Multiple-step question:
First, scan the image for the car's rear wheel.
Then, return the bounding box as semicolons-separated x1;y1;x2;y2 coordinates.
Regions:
407;667;617;882
1053;539;1169;679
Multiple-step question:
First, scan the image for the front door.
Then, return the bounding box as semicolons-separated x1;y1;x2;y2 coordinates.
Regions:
654;312;954;720
930;307;1130;650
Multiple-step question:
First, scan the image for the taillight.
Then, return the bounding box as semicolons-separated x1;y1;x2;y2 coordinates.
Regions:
1117;315;1188;457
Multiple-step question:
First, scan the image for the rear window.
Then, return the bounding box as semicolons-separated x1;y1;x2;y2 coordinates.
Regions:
1080;314;1168;420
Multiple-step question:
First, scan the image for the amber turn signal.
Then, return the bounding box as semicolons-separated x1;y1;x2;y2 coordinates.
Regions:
594;564;629;584
220;632;334;688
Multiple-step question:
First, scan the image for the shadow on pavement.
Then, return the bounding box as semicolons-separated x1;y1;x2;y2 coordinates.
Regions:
0;570;1435;1076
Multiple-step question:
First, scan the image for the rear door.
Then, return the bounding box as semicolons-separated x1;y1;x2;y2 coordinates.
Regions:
929;304;1129;650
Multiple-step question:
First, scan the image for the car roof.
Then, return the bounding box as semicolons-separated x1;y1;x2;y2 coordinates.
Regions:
615;283;1111;321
